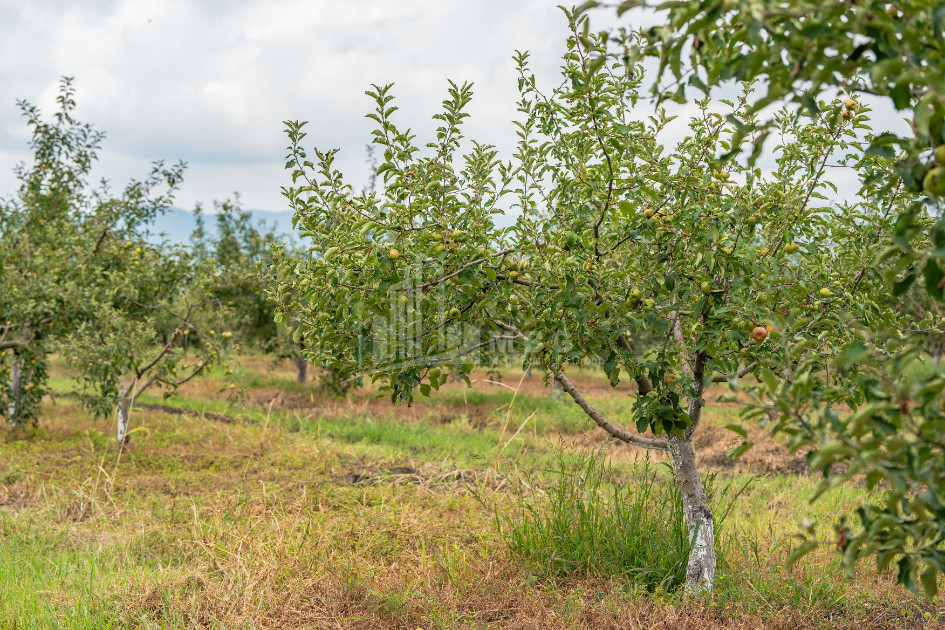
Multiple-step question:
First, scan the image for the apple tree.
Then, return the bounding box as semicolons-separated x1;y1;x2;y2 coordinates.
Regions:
271;15;914;594
0;79;185;432
584;0;945;593
62;237;230;445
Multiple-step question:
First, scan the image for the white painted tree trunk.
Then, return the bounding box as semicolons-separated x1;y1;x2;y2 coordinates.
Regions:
667;435;715;595
116;396;132;445
8;352;22;429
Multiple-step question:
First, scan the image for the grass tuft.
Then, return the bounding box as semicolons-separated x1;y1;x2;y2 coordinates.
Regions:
495;446;692;593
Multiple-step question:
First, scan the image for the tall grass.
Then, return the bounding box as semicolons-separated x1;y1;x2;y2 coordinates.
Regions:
495;447;693;593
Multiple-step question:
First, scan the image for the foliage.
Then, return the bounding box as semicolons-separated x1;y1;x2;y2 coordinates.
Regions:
588;0;945;594
0;78;184;429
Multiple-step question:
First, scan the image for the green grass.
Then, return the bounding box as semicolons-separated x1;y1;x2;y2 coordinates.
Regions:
494;448;693;593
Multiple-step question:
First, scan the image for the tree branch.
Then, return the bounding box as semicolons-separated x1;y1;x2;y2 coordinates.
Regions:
554;371;668;451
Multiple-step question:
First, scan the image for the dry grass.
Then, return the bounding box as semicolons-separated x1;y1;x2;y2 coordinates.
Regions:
1;358;943;629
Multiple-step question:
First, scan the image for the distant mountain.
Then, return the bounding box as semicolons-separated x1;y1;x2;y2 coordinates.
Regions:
148;207;297;244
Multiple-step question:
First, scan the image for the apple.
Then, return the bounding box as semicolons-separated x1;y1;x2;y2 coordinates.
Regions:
388;248;400;260
629;288;643;302
644;207;656;219
924;167;945;196
663;373;677;386
509;270;520;280
434;244;445;254
755;291;768;304
643;298;656;310
700;281;712;295
428;367;442;379
691;323;702;335
935;145;945;165
844;99;857;111
751;326;767;343
842;109;854;120
448;307;461;319
784;242;798;254
820;287;832;298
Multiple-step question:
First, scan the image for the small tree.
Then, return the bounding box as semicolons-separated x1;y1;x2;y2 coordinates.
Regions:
63;239;229;444
0;79;184;431
273;16;912;594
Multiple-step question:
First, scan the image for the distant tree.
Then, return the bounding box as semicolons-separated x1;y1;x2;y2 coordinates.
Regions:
63;239;229;444
0;78;184;432
272;14;913;594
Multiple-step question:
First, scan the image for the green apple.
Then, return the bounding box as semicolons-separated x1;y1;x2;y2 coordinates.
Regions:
820;287;832;298
388;248;400;260
924;167;945;196
428;367;442;379
448;307;461;319
935;145;945;165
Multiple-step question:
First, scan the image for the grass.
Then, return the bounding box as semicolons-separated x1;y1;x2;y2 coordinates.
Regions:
0;356;943;628
494;447;693;593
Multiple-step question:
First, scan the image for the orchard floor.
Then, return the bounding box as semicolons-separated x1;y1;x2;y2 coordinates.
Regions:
1;358;943;629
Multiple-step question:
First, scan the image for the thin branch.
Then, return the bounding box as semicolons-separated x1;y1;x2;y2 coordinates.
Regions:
554;371;668;451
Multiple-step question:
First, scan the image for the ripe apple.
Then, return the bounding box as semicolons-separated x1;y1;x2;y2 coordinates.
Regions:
448;307;461;319
844;99;857;111
751;326;767;343
842;109;854;120
924;167;945;196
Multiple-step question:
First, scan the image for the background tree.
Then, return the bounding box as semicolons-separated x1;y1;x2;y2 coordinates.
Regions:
63;238;229;445
0;79;184;432
272;14;911;595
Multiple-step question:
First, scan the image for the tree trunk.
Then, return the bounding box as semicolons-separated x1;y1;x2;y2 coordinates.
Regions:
292;355;308;383
666;376;715;597
8;351;22;429
116;396;132;445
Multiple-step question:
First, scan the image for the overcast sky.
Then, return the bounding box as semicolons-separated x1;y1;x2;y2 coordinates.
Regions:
0;1;629;213
0;0;911;218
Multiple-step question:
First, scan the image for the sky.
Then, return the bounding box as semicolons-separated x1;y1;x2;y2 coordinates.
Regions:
0;0;627;214
0;0;912;220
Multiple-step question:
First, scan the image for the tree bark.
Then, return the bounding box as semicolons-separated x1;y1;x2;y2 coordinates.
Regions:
292;355;308;383
8;350;22;429
668;434;715;595
116;396;132;445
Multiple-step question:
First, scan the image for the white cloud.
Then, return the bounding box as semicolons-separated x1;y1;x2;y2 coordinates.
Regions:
0;0;596;211
0;0;913;216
